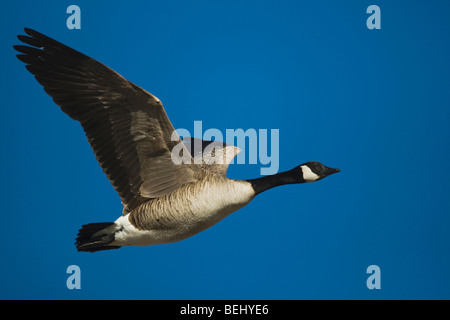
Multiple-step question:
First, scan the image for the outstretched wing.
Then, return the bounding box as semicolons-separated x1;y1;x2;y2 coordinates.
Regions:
14;28;196;213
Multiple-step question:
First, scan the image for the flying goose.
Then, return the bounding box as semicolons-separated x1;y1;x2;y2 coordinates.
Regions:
14;28;340;252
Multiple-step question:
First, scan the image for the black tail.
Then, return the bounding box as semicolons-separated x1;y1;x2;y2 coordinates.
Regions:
75;222;121;252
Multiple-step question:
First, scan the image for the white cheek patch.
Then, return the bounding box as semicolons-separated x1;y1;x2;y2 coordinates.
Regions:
301;165;320;182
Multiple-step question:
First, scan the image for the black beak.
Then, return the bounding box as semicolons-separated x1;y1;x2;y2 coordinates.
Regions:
322;166;340;177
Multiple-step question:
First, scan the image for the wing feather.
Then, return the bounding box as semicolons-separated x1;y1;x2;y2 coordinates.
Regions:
15;28;197;213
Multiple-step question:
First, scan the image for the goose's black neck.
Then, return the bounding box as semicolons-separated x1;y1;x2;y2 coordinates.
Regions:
247;166;305;195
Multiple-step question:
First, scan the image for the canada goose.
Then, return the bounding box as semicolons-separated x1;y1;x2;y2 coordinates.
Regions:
14;28;340;252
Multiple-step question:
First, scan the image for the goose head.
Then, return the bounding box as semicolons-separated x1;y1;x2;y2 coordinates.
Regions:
299;161;340;182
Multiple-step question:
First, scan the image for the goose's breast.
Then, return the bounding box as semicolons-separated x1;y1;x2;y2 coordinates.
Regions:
114;179;256;246
187;179;256;222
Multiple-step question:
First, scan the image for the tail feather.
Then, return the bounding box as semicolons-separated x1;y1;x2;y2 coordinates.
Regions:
75;222;121;252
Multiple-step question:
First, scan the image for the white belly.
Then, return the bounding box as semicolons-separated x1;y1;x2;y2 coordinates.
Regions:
110;179;255;247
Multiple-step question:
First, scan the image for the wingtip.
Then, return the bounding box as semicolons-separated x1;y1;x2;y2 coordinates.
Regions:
23;28;47;40
24;27;35;35
15;54;30;64
16;28;38;45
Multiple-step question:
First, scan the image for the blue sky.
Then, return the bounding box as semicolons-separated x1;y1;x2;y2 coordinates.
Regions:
1;0;450;299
